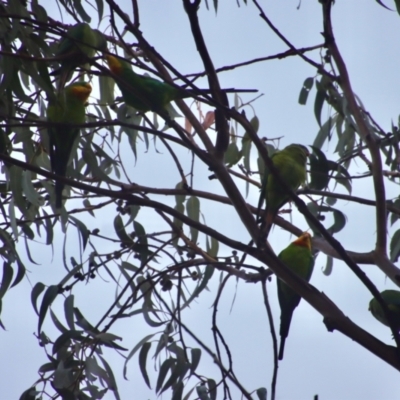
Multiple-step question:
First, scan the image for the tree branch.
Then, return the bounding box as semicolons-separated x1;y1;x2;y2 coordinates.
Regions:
320;0;388;255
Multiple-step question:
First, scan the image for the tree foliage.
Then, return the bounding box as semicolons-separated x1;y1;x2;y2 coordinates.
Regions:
1;0;400;399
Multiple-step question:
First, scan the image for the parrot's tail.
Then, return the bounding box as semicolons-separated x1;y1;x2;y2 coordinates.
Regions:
278;312;292;361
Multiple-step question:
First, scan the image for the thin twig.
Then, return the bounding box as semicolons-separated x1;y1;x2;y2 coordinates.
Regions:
261;280;278;400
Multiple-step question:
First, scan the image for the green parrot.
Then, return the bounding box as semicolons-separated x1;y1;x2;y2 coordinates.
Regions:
105;54;206;113
105;54;249;113
47;81;92;208
277;232;314;360
369;290;400;329
52;23;106;88
259;144;309;238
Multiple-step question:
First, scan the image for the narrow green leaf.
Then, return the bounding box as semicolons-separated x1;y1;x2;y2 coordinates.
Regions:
138;342;152;389
206;236;219;258
42;209;54;245
58;264;82;287
182;386;196;400
334;164;352;194
99;75;115;105
172;203;185;246
172;382;184;400
390;198;400;226
23;234;39;267
314;81;326;127
99;355;120;396
21;224;35;240
69;216;89;251
12;258;26;288
175;181;187;205
213;0;218;14
49;309;68;334
95;333;127;351
113;215;132;244
330;208;346;234
167;342;186;362
187;196;200;243
162;362;189;393
156;358;175;393
207;379;217;400
298;77;314;105
12;70;34;103
181;265;214;309
305;203;347;235
31;282;45;315
118;263;137;295
9;165;27;217
374;0;393;11
117;106;142;159
82;143;114;184
0;262;13;300
72;0;91;21
38;362;57;374
323;255;333;276
86;356;108;382
74;307;98;334
241;132;252;171
313;116;333;149
64;295;75;331
335;122;355;158
390;229;400;262
94;0;104;20
123;333;155;379
8;198;18;240
190;348;201;375
142;298;164;327
38;285;59;333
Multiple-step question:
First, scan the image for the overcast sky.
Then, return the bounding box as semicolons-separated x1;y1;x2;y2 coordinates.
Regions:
2;1;400;399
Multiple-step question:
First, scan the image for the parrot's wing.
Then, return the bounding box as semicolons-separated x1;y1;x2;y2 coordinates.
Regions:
129;72;179;110
55;24;83;57
93;29;107;52
384;290;400;307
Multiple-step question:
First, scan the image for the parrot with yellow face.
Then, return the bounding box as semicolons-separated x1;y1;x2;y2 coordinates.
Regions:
105;54;207;113
47;81;92;208
104;54;252;114
277;232;314;360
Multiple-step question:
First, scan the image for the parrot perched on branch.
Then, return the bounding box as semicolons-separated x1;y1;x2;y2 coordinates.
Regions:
47;81;92;208
259;144;309;238
369;290;400;329
52;23;106;89
104;54;255;113
277;232;314;360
